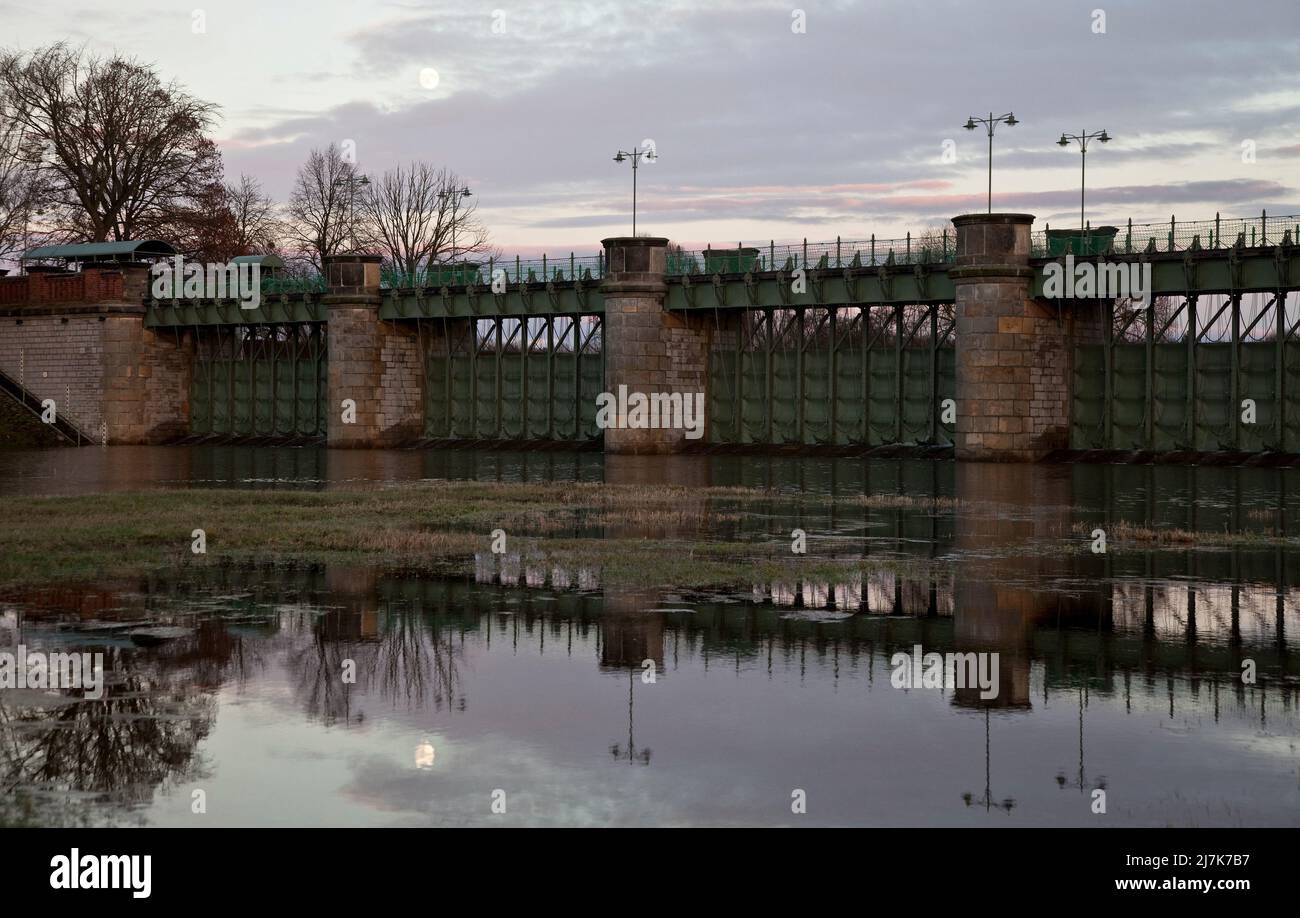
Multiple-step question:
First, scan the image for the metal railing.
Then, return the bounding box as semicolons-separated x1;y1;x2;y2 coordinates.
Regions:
265;213;1300;296
377;233;958;289
665;232;957;276
1030;211;1300;257
382;254;606;290
260;274;327;296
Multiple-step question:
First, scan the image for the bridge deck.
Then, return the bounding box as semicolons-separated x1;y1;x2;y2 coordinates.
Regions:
140;245;1298;327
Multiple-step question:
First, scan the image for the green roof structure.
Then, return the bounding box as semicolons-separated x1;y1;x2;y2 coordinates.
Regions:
21;240;177;263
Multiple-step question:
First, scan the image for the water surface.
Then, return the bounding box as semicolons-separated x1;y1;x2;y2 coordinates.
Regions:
2;446;1298;826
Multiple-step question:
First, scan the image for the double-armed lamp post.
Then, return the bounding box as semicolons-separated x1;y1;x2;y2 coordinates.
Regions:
437;185;473;260
613;147;657;236
964;112;1018;212
1057;129;1111;229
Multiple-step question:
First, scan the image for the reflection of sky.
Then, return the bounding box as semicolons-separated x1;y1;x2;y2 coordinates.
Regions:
5;0;1299;251
133;613;1300;828
6;449;1300;825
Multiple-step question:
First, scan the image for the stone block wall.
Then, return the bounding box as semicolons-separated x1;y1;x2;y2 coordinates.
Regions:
102;315;192;443
956;290;1104;459
326;305;382;447
377;319;425;443
0;306;191;443
0;313;107;437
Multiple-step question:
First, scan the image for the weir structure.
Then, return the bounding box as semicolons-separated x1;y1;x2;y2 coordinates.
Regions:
2;211;1299;461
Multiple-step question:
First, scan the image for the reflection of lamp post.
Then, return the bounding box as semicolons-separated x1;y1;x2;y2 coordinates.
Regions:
609;667;652;765
415;738;436;769
612;147;657;236
1056;129;1111;230
963;111;1019;213
437;185;472;262
962;709;1015;813
1055;685;1107;793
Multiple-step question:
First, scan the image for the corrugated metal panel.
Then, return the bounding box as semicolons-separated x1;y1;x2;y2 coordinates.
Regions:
1072;341;1297;451
710;345;954;446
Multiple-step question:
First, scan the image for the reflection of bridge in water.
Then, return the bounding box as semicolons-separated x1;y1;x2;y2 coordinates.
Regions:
3;534;1297;824
13;550;1290;716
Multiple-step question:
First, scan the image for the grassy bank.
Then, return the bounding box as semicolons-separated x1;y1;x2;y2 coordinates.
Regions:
1069;519;1299;549
0;481;946;591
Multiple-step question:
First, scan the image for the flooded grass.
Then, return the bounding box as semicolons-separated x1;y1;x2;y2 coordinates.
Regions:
847;494;963;510
0;481;920;591
1070;519;1298;548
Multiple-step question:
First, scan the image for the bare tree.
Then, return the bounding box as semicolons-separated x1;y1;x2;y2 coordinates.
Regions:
361;163;488;277
286;144;358;270
0;43;220;243
162;173;282;262
1113;295;1184;342
225;174;280;254
0;97;44;265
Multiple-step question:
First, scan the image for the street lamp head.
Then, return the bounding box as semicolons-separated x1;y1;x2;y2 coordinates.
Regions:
613;152;626;163
1098;130;1111;143
1004;114;1018;126
646;150;657;161
963;118;977;131
1057;135;1070;147
359;175;370;186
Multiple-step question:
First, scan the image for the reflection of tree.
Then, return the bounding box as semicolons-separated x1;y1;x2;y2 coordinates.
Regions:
371;610;462;712
0;646;216;827
287;622;356;727
287;607;463;725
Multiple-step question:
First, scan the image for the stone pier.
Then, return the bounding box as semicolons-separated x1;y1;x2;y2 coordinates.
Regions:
950;213;1102;461
600;236;718;454
324;254;425;447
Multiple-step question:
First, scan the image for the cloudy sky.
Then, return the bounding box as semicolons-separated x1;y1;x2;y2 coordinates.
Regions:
5;0;1300;255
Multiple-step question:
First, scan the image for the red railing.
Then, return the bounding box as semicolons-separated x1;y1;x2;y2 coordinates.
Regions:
0;268;126;306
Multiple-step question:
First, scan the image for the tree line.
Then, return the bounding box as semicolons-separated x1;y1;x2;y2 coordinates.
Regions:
0;43;490;277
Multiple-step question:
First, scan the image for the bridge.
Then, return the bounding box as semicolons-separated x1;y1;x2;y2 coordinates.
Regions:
2;211;1299;459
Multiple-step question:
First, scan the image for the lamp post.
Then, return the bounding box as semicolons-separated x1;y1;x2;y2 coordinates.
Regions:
613;147;657;236
333;172;370;252
1057;129;1111;229
437;185;473;262
963;111;1019;213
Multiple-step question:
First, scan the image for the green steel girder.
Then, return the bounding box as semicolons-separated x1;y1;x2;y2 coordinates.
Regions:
665;266;955;311
138;247;1300;329
145;296;324;327
381;281;601;319
376;247;1300;319
1032;247;1300;298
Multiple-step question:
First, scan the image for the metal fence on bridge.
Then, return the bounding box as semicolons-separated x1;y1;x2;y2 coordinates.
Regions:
1032;212;1300;257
